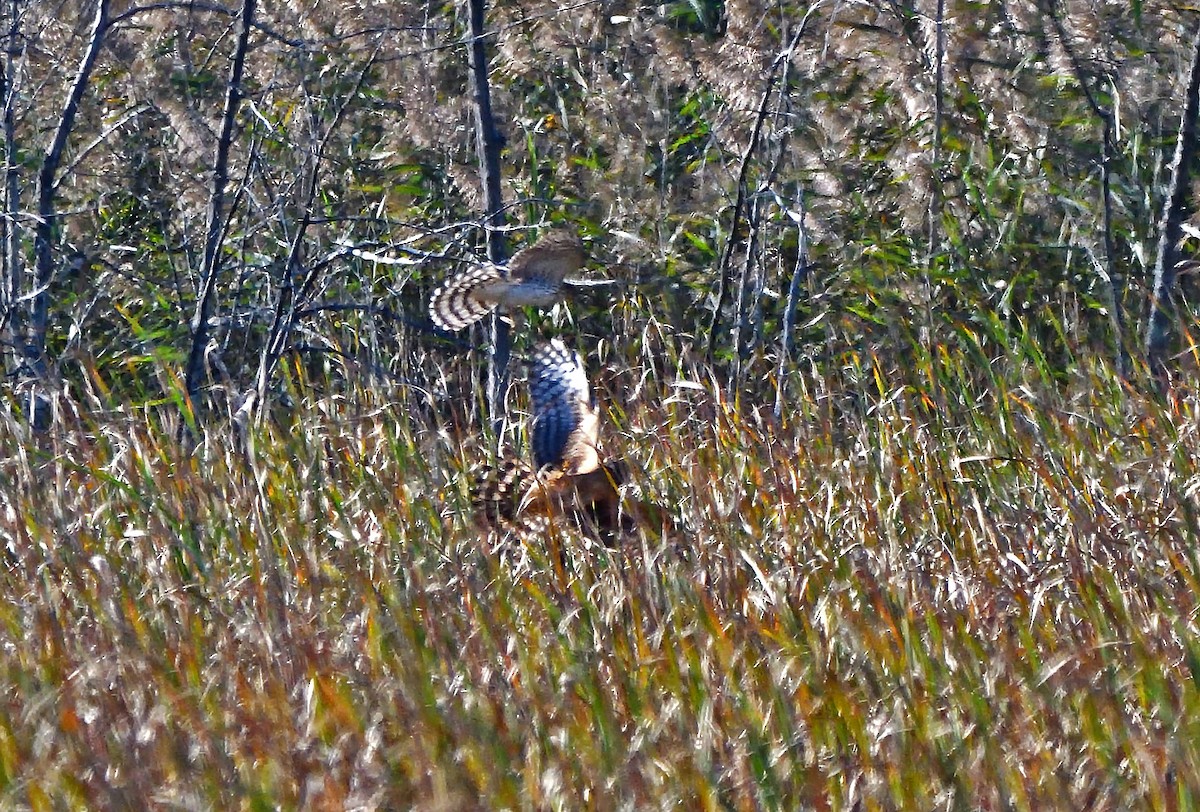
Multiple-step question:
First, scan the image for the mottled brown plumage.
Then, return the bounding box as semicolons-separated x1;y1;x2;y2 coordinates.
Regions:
472;341;664;547
429;229;585;331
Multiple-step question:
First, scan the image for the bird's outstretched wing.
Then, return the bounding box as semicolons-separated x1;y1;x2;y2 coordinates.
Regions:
529;339;600;475
506;229;585;288
429;265;507;331
471;342;672;547
428;229;584;331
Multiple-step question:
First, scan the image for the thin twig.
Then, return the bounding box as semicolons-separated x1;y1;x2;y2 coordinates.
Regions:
705;8;819;362
1044;0;1128;377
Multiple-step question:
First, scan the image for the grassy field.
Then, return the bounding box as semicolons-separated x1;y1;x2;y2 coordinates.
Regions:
1;341;1200;810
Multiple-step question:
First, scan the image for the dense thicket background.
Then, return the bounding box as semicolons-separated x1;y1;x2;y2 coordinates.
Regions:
5;1;1200;808
5;0;1197;419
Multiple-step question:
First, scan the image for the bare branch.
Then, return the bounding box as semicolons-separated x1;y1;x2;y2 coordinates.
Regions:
250;46;383;416
26;0;110;378
1146;24;1200;385
466;0;511;443
705;7;819;362
53;102;150;190
0;0;23;350
182;0;255;419
1044;0;1127;377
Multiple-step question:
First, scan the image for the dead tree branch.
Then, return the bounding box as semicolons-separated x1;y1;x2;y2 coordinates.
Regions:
466;0;511;441
1;0;22;355
182;0;255;420
249;48;380;418
1044;0;1128;377
25;0;110;377
1145;23;1200;386
705;10;817;364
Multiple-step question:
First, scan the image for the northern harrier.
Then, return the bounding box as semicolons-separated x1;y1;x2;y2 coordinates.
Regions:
429;229;585;331
473;340;662;546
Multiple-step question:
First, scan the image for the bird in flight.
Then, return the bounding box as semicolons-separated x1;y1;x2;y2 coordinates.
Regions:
472;340;661;547
429;229;585;331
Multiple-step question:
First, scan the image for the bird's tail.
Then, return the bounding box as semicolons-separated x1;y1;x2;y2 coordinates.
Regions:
429;266;503;331
471;458;550;538
472;457;676;547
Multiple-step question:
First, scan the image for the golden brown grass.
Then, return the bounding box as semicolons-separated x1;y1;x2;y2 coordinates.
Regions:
1;345;1200;809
